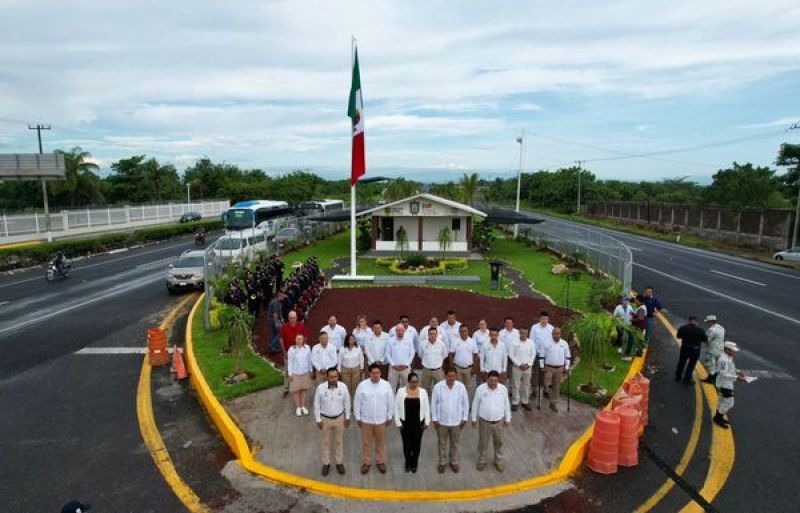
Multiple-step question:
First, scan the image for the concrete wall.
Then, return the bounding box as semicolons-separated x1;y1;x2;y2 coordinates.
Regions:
586;201;795;250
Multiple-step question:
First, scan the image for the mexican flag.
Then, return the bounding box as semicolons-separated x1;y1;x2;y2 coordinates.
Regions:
348;48;365;185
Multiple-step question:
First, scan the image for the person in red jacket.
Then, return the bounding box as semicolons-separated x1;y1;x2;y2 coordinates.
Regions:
280;310;309;395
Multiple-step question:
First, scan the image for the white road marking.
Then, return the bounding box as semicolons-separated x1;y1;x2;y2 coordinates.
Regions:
0;240;186;290
741;369;796;381
629;247;643;252
0;274;163;336
710;269;766;286
74;347;183;355
106;248;129;255
75;347;147;354
634;262;800;326
0;300;9;306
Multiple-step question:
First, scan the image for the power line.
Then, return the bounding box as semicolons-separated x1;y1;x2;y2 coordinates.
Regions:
527;130;719;168
528;128;786;170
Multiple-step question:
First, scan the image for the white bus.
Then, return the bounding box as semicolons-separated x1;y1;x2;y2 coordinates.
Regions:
223;200;292;231
297;199;345;217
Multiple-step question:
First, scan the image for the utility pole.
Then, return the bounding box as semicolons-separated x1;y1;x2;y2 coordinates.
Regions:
575;160;585;215
186;183;191;211
790;123;800;247
28;124;53;242
514;130;525;238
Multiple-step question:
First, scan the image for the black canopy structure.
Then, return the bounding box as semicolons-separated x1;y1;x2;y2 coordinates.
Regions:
305;203;544;225
481;206;545;225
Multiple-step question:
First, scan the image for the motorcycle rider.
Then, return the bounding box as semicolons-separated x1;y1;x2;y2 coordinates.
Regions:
195;226;206;245
52;251;67;274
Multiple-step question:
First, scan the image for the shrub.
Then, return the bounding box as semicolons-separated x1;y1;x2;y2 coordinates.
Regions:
387;257;467;275
405;253;427;267
375;257;396;267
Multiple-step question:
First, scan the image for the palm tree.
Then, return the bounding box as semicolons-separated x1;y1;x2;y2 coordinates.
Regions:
56;147;100;206
459;172;479;205
566;312;641;393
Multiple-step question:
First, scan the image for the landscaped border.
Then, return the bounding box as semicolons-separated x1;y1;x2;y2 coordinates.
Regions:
185;293;648;502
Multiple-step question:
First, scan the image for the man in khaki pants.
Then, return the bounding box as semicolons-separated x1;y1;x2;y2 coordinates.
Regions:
471;370;511;472
354;363;394;474
313;368;351;476
539;327;572;412
431;367;470;473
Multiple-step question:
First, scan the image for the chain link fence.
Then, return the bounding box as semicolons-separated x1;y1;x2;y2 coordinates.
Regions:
516;214;633;294
202;217;345;330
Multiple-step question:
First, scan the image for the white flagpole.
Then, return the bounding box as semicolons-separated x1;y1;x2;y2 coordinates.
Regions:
350;36;357;277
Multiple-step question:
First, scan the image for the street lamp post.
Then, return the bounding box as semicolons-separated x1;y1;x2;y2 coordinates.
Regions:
186;183;191;212
514;130;525;238
791;123;800;247
575;160;585;215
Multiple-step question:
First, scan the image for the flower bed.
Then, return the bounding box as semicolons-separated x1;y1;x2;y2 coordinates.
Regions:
376;255;468;275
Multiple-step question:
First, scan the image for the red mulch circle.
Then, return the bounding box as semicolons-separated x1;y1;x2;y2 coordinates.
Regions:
254;287;576;366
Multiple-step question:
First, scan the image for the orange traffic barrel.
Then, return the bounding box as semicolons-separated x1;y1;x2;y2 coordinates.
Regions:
615;406;640;466
587;411;620;474
148;328;169;366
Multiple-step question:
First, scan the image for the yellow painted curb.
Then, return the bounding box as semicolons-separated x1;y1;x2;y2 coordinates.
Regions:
186;293;648;502
137;293;211;513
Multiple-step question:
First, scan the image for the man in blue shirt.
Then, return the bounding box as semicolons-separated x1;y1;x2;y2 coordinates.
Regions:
637;286;662;348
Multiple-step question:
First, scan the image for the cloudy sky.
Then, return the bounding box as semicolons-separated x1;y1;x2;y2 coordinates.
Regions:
1;0;799;182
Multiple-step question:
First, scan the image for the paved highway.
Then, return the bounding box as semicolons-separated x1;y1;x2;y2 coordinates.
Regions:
0;234;233;512
531;212;800;513
2;217;798;512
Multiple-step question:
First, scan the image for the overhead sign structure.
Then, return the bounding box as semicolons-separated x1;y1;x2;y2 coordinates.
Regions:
0;153;65;181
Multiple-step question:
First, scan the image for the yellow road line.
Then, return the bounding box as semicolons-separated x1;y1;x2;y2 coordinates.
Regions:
184;293;650;502
655;312;736;513
678;368;735;512
137;293;210;513
632;375;703;513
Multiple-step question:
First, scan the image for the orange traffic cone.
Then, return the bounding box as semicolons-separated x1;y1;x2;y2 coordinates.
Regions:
172;345;188;380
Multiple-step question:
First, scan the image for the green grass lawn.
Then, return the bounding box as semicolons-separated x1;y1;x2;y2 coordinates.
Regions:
281;229;350;271
563;347;632;407
487;234;595;311
192;306;283;400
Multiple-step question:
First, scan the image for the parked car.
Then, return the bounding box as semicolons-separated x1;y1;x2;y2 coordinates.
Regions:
166;250;206;293
275;227;301;250
773;246;800;262
180;211;202;223
212;228;268;264
256;217;290;240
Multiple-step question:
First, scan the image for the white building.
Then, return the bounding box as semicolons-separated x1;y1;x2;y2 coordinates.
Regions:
360;193;486;253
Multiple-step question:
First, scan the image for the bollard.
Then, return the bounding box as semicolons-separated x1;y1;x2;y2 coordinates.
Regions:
148;328;169;366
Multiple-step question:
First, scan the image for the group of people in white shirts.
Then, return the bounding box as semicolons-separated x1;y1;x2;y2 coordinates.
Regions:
285;309;574;477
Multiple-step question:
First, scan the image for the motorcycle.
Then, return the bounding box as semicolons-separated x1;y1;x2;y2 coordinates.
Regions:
46;259;72;282
195;232;206;247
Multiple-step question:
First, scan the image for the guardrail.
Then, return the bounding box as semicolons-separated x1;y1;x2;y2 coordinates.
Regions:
1;200;230;243
517;212;633;293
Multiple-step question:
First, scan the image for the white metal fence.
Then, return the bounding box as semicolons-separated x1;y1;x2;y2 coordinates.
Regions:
1;200;230;243
517;213;633;294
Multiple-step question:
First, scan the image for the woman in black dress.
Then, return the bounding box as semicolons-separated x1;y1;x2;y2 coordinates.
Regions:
394;372;431;472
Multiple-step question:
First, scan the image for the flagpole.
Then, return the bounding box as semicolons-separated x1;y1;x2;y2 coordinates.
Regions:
350;35;357;277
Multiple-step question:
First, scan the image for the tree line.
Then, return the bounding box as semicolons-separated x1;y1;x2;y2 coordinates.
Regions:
1;143;797;212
